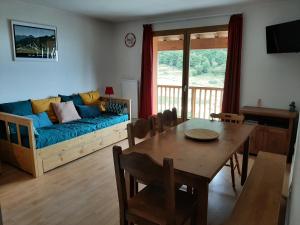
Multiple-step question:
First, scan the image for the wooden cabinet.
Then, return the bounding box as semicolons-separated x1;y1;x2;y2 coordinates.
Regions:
240;106;298;160
264;126;288;154
251;126;288;155
250;125;265;154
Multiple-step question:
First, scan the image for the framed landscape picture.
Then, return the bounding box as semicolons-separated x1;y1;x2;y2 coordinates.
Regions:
11;20;58;61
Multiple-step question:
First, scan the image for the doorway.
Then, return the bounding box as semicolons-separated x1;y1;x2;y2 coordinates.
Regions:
153;25;228;121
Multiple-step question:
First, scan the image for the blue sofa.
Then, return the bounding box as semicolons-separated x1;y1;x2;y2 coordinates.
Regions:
0;96;131;177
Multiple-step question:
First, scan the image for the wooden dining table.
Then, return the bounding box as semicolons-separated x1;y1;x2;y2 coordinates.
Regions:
123;119;256;225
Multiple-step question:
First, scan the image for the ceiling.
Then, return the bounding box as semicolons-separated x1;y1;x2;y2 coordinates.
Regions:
18;0;277;22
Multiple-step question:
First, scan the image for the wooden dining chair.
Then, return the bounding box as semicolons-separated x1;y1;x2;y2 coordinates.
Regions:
210;113;244;188
112;146;197;225
126;117;156;195
157;107;178;133
127;117;156;148
157;108;192;193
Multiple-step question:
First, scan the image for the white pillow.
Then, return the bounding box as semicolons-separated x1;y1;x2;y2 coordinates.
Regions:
52;101;81;123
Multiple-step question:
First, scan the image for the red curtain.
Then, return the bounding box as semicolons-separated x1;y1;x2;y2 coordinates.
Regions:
222;14;243;114
139;24;154;119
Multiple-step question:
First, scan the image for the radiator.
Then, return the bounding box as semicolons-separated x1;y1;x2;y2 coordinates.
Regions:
121;79;139;119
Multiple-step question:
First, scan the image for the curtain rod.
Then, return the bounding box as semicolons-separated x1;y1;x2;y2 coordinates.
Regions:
148;12;243;25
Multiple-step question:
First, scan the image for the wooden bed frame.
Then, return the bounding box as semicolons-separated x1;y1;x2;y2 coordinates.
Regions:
0;97;131;177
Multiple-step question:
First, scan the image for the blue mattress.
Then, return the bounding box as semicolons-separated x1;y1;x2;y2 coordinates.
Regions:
9;113;128;149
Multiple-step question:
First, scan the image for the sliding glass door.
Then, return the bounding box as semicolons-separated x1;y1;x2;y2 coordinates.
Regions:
187;31;228;119
153;25;228;121
153;34;185;118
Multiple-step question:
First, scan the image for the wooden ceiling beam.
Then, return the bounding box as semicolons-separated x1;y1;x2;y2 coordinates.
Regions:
157;37;227;51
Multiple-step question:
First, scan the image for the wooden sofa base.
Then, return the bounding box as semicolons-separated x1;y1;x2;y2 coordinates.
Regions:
0;140;37;175
0;121;129;177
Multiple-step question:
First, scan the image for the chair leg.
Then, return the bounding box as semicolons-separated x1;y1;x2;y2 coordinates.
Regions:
230;157;236;189
234;153;241;176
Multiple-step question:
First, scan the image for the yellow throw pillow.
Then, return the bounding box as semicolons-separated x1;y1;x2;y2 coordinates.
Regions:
31;97;61;123
79;91;100;105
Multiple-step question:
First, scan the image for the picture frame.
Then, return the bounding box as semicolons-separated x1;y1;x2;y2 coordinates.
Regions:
11;20;58;61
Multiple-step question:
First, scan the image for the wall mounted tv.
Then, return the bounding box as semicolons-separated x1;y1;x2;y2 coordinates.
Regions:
266;19;300;54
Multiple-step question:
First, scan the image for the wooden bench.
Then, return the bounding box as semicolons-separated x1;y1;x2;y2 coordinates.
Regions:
225;151;286;225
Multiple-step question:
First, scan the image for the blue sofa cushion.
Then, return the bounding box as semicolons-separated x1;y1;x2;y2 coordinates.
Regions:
0;100;33;140
25;112;53;129
79;114;129;130
10;124;37;137
35;113;128;149
76;105;101;118
59;94;84;106
10;132;31;148
21;112;53;136
0;100;33;115
9;112;52;137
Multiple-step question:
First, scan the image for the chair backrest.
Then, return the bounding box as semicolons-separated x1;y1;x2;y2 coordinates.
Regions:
158;108;178;133
127;117;155;148
112;146;175;224
210;113;244;124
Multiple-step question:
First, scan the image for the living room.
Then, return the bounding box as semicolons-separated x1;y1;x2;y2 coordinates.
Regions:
0;0;300;225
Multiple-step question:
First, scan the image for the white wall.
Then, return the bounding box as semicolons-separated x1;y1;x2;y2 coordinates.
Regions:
0;0;113;103
101;21;143;96
107;0;300;110
1;0;299;110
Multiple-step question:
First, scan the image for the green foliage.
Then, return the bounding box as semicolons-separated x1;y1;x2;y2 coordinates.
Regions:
158;49;227;76
158;50;183;68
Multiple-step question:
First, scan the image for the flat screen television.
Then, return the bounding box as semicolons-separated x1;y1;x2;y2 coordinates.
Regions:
266;20;300;53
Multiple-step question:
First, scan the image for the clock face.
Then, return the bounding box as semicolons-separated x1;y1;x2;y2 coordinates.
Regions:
125;33;136;48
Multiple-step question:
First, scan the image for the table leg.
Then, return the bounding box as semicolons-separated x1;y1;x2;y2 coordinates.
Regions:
241;137;250;185
196;181;208;225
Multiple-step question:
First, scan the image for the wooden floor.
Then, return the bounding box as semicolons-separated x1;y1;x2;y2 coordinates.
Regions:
0;140;261;225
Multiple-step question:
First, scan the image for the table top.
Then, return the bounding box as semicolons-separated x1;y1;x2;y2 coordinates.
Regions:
123;119;256;183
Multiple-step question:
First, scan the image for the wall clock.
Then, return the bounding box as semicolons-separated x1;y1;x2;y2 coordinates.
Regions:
125;33;136;48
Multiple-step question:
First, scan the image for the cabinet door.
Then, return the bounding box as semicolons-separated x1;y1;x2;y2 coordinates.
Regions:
251;126;265;154
264;127;288;155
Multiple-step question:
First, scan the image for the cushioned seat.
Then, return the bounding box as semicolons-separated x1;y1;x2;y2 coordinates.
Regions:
35;120;96;149
79;114;129;129
8;113;127;149
10;113;128;149
34;113;128;149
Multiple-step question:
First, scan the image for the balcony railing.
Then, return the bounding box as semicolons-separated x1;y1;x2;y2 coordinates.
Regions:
157;85;224;119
